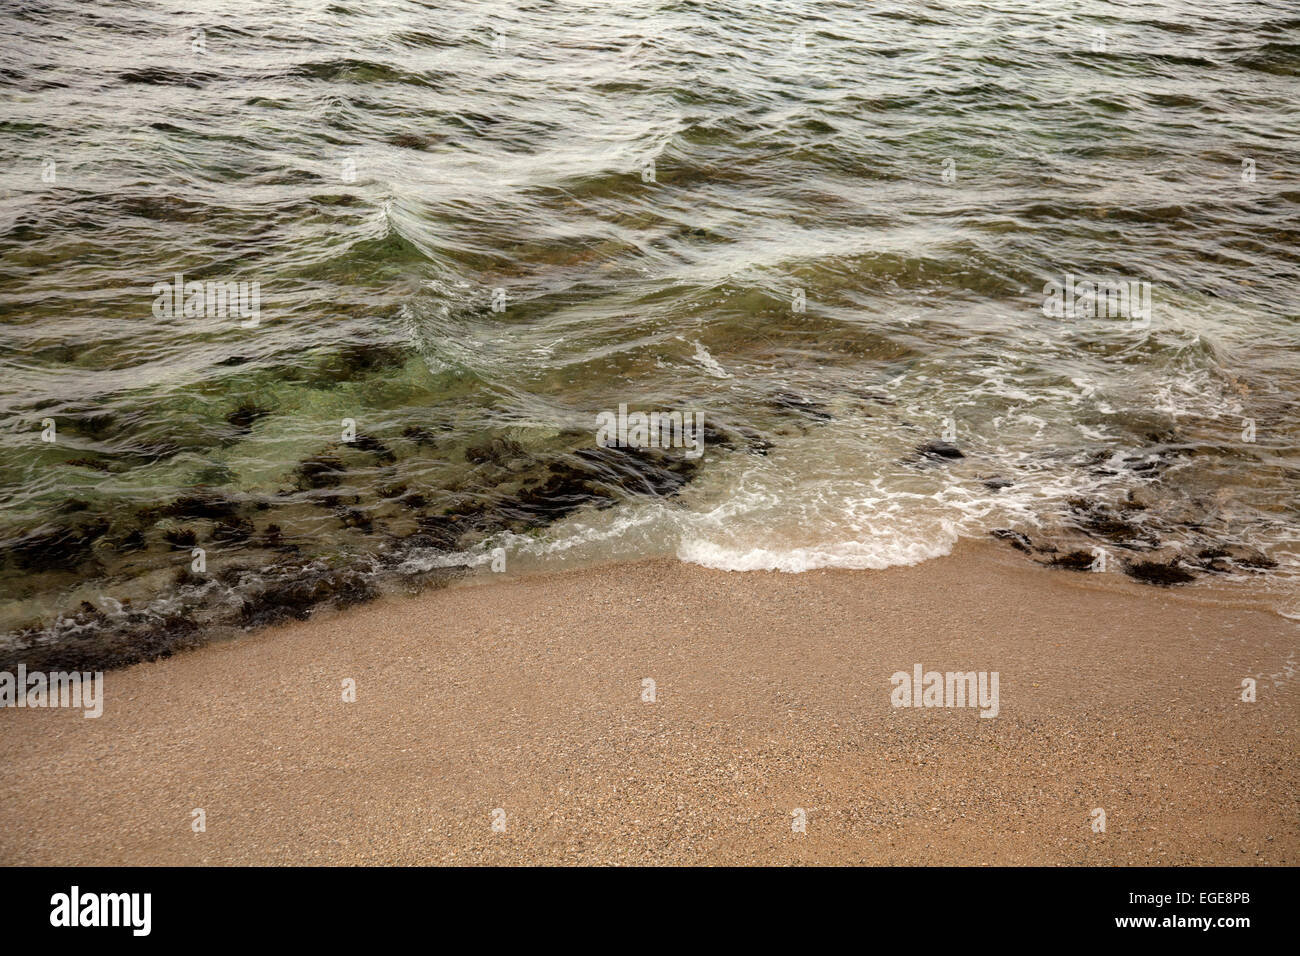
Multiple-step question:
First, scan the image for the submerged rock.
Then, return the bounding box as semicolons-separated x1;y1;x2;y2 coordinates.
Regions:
769;391;833;422
702;422;772;455
918;440;964;461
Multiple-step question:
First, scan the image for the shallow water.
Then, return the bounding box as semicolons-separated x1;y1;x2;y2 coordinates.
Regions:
2;0;1299;665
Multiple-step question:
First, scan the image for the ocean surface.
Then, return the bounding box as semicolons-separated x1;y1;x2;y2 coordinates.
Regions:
2;0;1299;667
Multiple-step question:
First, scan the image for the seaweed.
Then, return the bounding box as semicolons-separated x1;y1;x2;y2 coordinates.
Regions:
0;519;109;571
1124;559;1195;586
211;516;255;543
164;492;241;520
465;436;526;467
226;402;270;431
239;567;379;629
1049;550;1096;571
294;454;346;490
990;528;1033;553
402;425;439;447
769;391;832;422
351;434;396;462
163;527;198;548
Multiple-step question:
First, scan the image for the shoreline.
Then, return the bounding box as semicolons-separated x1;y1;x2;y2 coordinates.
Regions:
1;540;1297;865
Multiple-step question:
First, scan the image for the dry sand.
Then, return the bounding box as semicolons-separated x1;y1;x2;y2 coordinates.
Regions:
1;540;1297;865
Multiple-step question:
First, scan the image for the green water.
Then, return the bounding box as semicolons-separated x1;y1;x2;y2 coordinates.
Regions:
2;0;1299;666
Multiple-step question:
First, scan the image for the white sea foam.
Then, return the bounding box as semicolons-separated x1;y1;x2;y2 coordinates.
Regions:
691;340;732;378
676;532;956;572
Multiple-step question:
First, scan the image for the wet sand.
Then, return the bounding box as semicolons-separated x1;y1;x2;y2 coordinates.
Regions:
1;541;1296;865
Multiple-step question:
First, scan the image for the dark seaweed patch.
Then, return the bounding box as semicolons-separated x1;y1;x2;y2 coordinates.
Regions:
114;528;147;553
507;445;699;525
1125;559;1195;586
769;391;832;422
164;492;241;520
239;567;378;629
466;436;526;467
702;422;772;455
402;425;439;447
1195;545;1277;573
336;507;373;532
331;343;408;377
414;511;478;550
580;445;700;497
119;67;215;88
510;472;592;524
1049;550;1096;571
388;132;443;150
351;434;396;462
1066;497;1158;549
211;516;255;543
213;565;250;586
226;402;271;431
295;454;345;490
0;520;108;571
117;194;210;223
2;608;201;673
163;527;198;548
990;528;1033;553
64;411;116;440
4;426;713;671
63;457;114;473
174;566;200;587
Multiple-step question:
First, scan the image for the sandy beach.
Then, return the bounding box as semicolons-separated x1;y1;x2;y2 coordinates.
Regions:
1;541;1295;866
